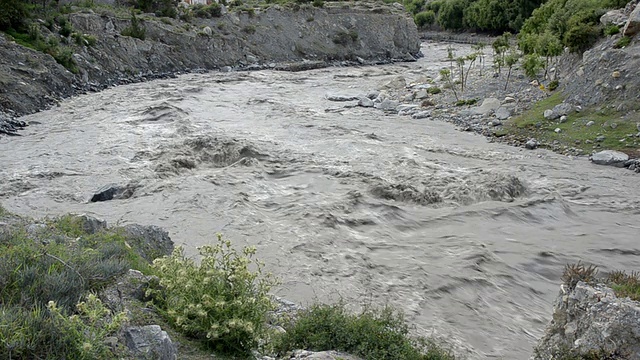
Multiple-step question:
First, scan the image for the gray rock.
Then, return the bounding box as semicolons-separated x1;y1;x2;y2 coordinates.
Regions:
415;89;429;100
559;115;567;123
202;26;212;37
397;104;418;113
379;76;406;90
288;350;363;360
374;99;399;112
245;53;258;63
586;120;595;127
554;127;561;133
73;214;108;234
124;325;177;360
532;282;640;359
488;120;502;127
100;269;154;313
590;150;629;167
327;94;359;102
600;9;628;27
596;135;606;142
623;3;640;36
90;183;138;202
525;138;539;150
123;224;174;262
357;97;374;107
494;106;511;120
366;90;380;100
470;97;501;115
412;111;431;119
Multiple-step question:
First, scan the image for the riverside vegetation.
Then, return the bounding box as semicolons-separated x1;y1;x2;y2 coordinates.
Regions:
0;205;455;359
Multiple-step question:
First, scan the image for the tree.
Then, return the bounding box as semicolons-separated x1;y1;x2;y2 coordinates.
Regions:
437;0;469;30
0;0;30;31
504;50;519;90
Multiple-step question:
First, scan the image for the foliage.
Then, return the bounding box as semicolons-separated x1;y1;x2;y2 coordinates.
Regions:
604;25;619;36
148;235;276;356
272;302;455;360
121;11;146;40
562;262;599;290
614;36;631;49
439;69;458;101
0;295;126;359
193;3;222;18
437;0;469;30
548;79;559;91
135;0;178;18
415;10;436;28
522;53;543;80
333;30;358;45
427;86;442;95
607;271;640;301
0;0;30;31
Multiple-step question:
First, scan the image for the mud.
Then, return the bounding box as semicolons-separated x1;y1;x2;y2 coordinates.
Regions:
1;42;639;359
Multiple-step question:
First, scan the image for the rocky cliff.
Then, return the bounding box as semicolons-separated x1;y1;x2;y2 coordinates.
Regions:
532;281;640;359
0;2;420;127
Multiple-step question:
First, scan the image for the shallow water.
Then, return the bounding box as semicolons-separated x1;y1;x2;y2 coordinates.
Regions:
1;43;639;359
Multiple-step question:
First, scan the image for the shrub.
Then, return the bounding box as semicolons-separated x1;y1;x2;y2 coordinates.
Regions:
148;235;276;356
563;22;600;53
427;86;442;95
59;17;74;37
272;302;455;360
193;3;222;18
607;271;640;301
121;12;146;40
0;0;30;31
333;30;358;45
614;36;631;48
561;262;598;290
604;24;620;36
455;98;478;106
312;0;324;8
242;24;256;34
415;10;436;29
548;79;559;91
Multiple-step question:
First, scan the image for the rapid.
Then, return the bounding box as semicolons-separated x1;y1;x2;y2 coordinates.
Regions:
1;42;639;359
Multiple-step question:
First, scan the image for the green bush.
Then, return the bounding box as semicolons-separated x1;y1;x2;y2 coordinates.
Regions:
333;30;358;45
415;10;436;28
121;12;146;40
272;302;455;360
193;3;222;18
312;0;324;8
548;79;559;91
563;22;600;53
0;0;30;31
614;35;631;48
608;271;640;301
427;86;442;95
148;235;276;356
604;24;620;36
59;17;73;37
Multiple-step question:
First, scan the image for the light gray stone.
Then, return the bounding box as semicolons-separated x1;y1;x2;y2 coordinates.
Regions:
600;9;628;27
327;94;359;102
590;150;629;167
623;3;640;36
124;325;177;360
495;106;511;120
525;138;539;150
202;26;212;37
470;97;501;115
543;109;555;120
357;97;374;107
412;111;431;119
374;99;399;112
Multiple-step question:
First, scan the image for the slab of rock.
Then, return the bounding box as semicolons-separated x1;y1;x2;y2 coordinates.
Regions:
532;282;640;359
90;183;137;202
357;97;374;107
590;150;629;167
288;350;363;360
600;9;628;27
470;97;501;115
123;224;174;262
412;111;431;119
623;3;640;36
525;138;539;150
495;106;511;120
327;94;359;102
124;325;177;360
374;99;399;112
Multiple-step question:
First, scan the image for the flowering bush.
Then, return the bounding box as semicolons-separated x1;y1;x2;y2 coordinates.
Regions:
148;235;276;355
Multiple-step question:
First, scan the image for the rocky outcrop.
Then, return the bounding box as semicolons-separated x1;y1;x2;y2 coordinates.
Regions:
532;282;640;359
0;3;420;125
590;149;630;167
624;2;640;36
124;325;178;360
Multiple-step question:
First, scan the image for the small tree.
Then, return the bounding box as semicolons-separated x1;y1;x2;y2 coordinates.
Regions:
504;50;519;91
536;31;563;80
522;53;543;81
492;32;512;75
440;69;459;101
472;42;486;76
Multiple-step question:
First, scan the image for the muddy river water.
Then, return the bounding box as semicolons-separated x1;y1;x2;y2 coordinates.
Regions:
1;43;639;359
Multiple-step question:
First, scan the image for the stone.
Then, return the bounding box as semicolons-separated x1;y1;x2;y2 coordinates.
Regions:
612;71;621;78
600;9;628;27
357;97;374;107
623;3;640;36
559;115;568;123
288;350;363;360
586;121;595;127
415;89;429;100
494;106;511;120
470;97;501;115
246;54;258;63
412;111;431;119
105;20;115;33
503;96;516;103
596;135;606;142
100;269;154;312
554;128;561;133
327;94;359;102
397;104;418;113
379;76;406;90
543;109;556;120
533;282;640;359
525;138;539;150
590;150;629;167
122;224;174;262
124;325;177;360
374;99;399;112
90;183;138;202
73;214;108;234
202;26;213;37
488;120;502;127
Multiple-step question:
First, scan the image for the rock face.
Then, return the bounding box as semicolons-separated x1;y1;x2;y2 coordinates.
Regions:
590;150;629;167
0;5;420;121
124;325;177;360
123;224;174;262
624;3;640;36
532;282;640;359
601;9;628;27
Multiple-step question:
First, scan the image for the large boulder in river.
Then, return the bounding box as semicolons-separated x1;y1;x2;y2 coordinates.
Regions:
532;282;640;359
590;150;629;167
90;183;138;202
623;3;640;36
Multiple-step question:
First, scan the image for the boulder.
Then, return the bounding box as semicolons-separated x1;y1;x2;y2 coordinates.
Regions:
374;99;399;112
327;94;359;102
525;138;539;150
494;106;511;120
623;3;640;36
124;325;177;360
73;214;108;234
122;224;174;262
90;183;138;202
590;150;629;167
532;282;640;359
357;97;374;107
100;269;155;313
470;97;501;115
600;9;627;27
412;111;431;119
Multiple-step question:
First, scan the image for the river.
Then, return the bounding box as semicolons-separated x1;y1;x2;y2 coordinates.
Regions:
1;42;639;359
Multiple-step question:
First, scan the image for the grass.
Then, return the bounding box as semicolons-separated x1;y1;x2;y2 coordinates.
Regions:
502;92;640;154
562;262;640;302
271;302;455;360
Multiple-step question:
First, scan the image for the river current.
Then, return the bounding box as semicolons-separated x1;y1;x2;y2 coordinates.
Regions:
1;43;639;359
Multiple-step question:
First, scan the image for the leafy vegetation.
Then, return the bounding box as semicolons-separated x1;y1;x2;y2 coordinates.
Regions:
272;302;455;360
147;235;277;356
0;213;152;359
121;11;146;40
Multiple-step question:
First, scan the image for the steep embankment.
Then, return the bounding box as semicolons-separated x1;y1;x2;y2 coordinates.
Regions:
0;2;420;127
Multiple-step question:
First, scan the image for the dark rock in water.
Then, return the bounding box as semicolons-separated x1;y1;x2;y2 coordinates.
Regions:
0;114;28;136
123;224;174;262
90;183;137;202
525;138;539;150
124;325;177;360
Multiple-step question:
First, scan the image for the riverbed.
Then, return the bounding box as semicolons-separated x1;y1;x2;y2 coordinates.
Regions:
1;42;639;359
